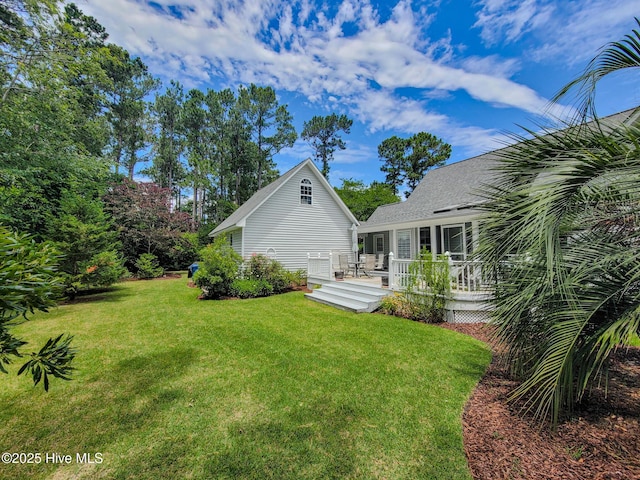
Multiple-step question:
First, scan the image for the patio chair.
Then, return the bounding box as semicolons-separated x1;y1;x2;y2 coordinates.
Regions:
361;254;376;277
374;254;384;270
338;254;355;277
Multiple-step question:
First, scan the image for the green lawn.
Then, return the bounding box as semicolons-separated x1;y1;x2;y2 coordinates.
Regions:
0;276;491;480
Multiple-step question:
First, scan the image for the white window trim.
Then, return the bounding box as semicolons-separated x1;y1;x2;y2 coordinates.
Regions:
373;234;384;254
300;178;312;205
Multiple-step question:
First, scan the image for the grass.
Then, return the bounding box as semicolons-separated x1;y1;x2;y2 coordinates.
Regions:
0;276;491;480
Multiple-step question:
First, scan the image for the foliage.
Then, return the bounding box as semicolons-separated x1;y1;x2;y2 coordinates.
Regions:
104;178;193;269
380;248;451;322
287;269;308;288
478;117;640;425
334;178;400;221
552;17;640;120
404;249;451;323
239;84;297;189
135;253;164;279
301;113;353;178
165;232;200;271
0;227;75;390
230;278;274;298
80;250;128;288
378;293;415;319
102;44;160;179
243;253;290;294
193;237;243;299
378;132;451;197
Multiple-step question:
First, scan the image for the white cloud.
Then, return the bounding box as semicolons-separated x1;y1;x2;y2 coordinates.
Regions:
473;0;638;65
474;0;554;46
79;0;567;156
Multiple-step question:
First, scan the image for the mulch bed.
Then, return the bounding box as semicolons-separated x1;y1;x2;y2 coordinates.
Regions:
440;323;640;480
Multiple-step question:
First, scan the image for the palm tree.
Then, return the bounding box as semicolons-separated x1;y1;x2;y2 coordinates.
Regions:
552;17;640;120
477;20;640;426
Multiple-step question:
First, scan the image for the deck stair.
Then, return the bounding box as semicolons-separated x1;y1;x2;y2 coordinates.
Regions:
305;280;390;313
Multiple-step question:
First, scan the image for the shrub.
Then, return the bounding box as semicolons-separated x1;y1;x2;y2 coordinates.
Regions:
135;253;164;279
404;248;450;323
379;294;414;319
230;278;274;298
243;254;290;293
81;250;129;288
194;237;243;299
0;227;75;391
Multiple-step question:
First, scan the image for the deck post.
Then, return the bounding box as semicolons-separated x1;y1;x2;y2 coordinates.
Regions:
388;252;395;289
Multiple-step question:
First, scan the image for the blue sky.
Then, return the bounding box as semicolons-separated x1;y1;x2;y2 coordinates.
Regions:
77;0;639;187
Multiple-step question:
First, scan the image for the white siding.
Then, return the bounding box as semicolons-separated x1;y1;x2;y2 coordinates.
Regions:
243;165;354;271
227;229;243;257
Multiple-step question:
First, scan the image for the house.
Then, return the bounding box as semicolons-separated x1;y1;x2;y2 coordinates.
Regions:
359;150;497;266
358;108;639;321
209;158;359;271
359;108;639;267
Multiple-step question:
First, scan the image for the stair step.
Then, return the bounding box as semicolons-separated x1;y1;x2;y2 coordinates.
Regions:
305;280;391;313
305;291;370;313
330;281;389;298
318;285;384;303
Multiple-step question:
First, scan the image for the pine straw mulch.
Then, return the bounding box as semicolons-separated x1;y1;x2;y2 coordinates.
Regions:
439;323;640;480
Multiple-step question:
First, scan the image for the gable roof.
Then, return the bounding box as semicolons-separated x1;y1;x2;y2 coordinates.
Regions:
360;107;639;232
210;158;359;236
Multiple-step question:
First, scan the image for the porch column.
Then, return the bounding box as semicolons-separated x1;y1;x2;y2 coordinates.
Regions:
430;225;437;261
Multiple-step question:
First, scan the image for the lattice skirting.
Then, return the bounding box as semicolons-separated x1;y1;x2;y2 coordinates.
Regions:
445;309;491;323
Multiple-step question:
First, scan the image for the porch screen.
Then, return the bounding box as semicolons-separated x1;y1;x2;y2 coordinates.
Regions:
397;230;411;259
442;225;464;260
419;227;431;253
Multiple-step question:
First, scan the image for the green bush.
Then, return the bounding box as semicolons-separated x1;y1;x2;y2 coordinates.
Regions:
135;253;164;279
403;248;451;323
0;227;75;391
244;254;290;293
230;278;274;299
194;237;243;299
81;250;129;288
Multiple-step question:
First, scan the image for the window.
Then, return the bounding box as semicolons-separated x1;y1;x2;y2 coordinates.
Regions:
397;230;411;259
442;225;465;260
419;227;431;253
300;179;312;204
373;234;384;254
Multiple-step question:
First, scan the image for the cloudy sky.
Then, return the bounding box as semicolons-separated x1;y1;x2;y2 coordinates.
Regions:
77;0;639;185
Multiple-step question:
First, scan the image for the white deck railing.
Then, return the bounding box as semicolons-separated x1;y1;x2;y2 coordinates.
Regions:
388;253;491;292
306;252;333;281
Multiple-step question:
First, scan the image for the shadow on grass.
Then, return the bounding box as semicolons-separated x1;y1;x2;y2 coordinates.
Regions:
62;285;133;305
204;398;359;479
0;348;197;479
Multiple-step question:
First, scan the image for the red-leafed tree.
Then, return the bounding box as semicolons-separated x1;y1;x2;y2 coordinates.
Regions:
104;179;195;270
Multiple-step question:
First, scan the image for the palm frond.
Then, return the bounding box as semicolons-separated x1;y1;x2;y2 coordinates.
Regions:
552;18;640;120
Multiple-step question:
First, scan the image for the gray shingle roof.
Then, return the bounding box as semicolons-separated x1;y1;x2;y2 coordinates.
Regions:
361;150;500;230
361;107;639;231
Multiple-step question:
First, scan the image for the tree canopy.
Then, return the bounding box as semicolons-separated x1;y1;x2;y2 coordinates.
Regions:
378;132;451;198
301;114;353;179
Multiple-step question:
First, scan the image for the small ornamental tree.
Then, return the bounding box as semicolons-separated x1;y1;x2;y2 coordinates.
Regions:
104;179;193;269
0;227;75;391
